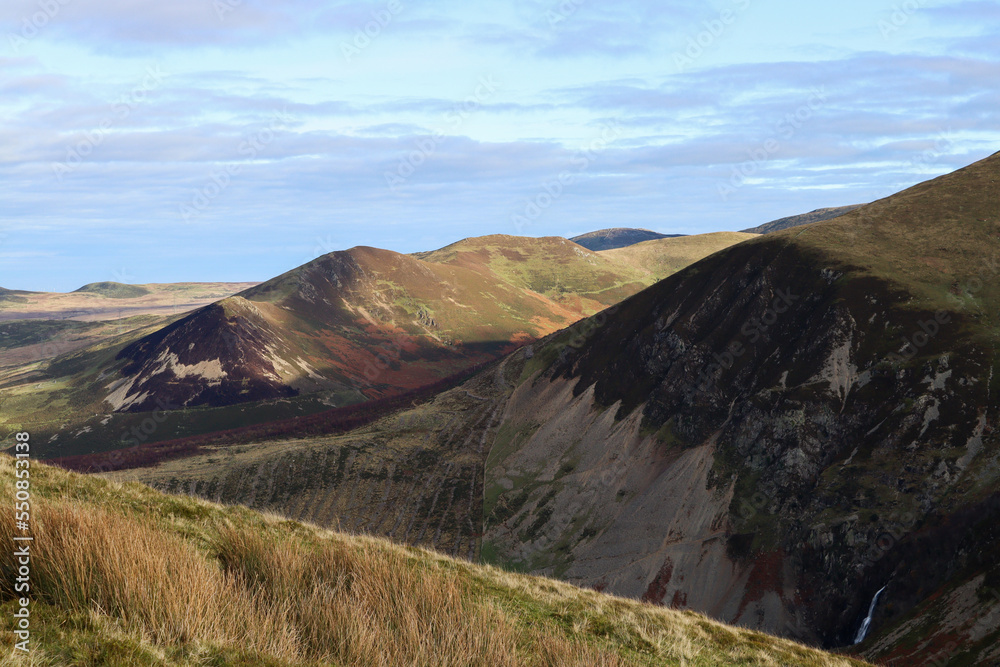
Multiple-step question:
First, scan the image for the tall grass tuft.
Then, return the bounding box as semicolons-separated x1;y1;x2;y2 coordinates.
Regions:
1;499;622;666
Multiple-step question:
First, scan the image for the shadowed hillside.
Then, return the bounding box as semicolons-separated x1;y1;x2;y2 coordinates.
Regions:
480;151;1000;664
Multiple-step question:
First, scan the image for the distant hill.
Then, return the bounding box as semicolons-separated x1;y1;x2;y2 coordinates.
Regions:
741;205;863;234
598;232;757;281
570;228;683;251
9;235;753;459
0;287;32;304
73;281;152;299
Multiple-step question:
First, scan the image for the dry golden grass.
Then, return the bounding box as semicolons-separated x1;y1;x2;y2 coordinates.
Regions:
0;497;622;666
0;457;869;666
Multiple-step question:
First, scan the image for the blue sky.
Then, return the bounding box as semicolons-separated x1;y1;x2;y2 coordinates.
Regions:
1;0;998;291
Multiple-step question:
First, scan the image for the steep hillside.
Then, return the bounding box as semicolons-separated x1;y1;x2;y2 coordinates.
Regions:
570;228;683;251
741;205;862;234
480;151;1000;663
598;232;758;280
1;456;868;667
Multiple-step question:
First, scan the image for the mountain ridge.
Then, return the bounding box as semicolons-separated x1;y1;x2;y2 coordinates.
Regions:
741;205;863;234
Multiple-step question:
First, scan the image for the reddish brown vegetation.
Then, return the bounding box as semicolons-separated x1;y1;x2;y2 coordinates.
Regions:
641;558;675;604
52;359;496;474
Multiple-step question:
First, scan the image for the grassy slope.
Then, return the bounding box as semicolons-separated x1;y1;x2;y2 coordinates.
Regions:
0;456;868;667
413;234;655;314
741;206;862;234
598;232;759;281
766;154;1000;319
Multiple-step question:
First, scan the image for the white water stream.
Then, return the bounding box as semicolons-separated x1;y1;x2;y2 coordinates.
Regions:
853;585;887;644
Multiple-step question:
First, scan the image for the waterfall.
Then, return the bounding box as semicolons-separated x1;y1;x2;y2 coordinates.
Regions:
853;584;887;644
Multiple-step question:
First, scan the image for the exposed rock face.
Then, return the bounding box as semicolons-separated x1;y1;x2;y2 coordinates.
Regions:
484;376;799;634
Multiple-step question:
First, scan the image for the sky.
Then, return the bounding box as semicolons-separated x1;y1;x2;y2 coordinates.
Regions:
1;0;998;292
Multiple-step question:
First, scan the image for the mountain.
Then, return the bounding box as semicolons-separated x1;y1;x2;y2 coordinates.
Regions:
598;232;758;280
107;236;652;415
569;228;684;251
480;152;1000;661
3;456;870;666
111;151;1000;666
742;205;863;234
4;236;661;458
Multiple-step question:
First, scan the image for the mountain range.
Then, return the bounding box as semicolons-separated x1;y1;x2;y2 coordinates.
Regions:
3;231;756;458
101;150;1000;665
3;153;999;665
